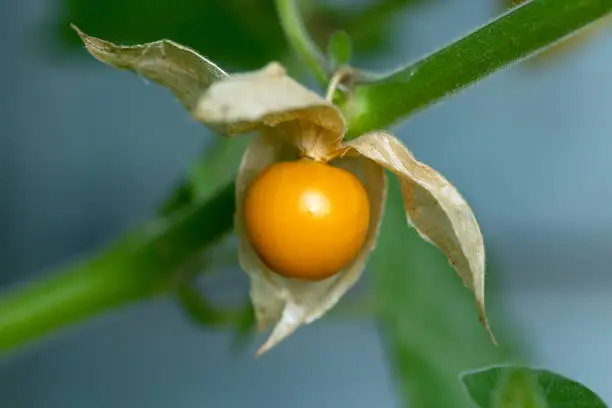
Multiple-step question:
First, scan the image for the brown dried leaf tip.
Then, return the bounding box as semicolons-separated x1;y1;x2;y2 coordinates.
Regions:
73;25;496;355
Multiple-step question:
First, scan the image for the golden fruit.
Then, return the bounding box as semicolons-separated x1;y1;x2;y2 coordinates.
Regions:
243;159;370;281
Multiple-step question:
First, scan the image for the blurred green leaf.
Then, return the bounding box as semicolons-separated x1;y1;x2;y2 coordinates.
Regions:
327;30;352;70
177;283;237;326
56;0;284;69
461;365;608;408
229;302;257;352
492;369;546;408
173;253;256;350
371;177;515;408
186;136;251;200
479;368;547;408
176;280;252;326
177;282;256;352
160;136;252;215
52;0;428;70
160;182;197;217
308;0;428;59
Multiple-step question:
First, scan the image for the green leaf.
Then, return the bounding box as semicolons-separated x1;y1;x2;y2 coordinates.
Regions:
492;369;546;408
160;136;252;215
229;302;257;352
309;0;427;59
326;30;352;70
184;137;251;201
160;182;196;217
176;280;254;336
177;283;237;327
56;0;287;70
461;365;608;408
371;177;514;408
173;254;256;348
55;0;424;72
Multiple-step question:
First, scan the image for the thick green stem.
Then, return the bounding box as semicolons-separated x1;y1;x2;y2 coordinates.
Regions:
1;0;611;357
0;183;235;354
342;0;612;137
276;0;328;87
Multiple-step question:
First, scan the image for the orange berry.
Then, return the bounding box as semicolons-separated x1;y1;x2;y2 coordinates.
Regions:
243;159;371;281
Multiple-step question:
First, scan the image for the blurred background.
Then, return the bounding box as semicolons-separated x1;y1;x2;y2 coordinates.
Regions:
1;0;611;406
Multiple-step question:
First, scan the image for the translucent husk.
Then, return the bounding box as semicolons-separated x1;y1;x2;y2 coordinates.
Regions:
342;131;495;342
194;62;346;162
73;27;495;352
234;130;386;355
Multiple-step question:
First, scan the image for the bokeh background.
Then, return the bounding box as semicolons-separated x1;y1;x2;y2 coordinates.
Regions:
1;0;611;407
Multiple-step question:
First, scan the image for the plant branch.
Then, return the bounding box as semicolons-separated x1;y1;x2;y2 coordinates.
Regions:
0;183;235;355
1;0;611;357
341;0;612;137
276;0;328;87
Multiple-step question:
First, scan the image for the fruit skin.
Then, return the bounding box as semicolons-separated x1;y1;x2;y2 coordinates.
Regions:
243;159;371;281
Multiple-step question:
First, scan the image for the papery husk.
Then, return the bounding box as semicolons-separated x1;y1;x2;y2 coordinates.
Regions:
73;27;344;160
341;131;495;342
73;30;493;345
73;29;342;160
72;25;230;135
235;130;386;355
194;62;345;161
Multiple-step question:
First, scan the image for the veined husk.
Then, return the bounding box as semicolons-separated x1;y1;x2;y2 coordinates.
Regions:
73;27;495;354
234;130;386;354
192;63;385;353
195;63;494;351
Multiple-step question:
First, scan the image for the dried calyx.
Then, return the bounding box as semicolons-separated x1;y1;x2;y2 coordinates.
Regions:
73;25;496;355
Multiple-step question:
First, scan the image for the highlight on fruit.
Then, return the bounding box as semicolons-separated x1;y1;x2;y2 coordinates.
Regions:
243;159;371;282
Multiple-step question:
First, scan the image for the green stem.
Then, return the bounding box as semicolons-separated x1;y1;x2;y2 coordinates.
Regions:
0;183;235;354
276;0;328;87
342;0;612;137
1;0;611;357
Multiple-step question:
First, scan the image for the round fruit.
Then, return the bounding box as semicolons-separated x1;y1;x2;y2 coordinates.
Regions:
243;159;371;281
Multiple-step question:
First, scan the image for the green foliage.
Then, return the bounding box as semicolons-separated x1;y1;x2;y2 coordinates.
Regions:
176;282;255;345
371;179;516;408
160;136;251;215
326;30;352;71
462;365;608;408
0;7;610;408
55;0;285;69
51;0;419;72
